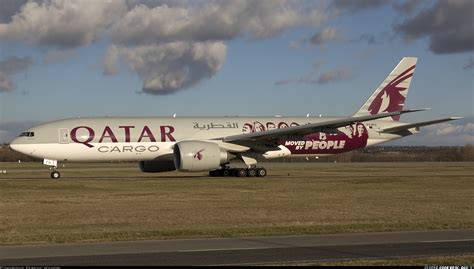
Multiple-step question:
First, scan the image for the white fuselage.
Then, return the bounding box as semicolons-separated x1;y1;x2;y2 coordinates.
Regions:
10;116;410;162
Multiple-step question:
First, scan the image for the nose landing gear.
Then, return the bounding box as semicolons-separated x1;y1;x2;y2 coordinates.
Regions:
43;159;61;179
51;170;61;179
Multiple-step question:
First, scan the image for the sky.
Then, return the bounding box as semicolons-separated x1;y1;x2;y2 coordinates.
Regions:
0;0;473;145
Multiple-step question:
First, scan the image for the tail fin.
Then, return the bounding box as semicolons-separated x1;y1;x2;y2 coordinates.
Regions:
353;57;417;121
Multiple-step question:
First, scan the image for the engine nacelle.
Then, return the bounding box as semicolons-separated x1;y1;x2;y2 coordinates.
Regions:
139;160;176;173
174;141;229;171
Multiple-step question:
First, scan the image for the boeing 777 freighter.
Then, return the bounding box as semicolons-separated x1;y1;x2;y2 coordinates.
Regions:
10;57;460;178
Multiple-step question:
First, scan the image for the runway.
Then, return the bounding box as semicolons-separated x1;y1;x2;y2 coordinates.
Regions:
1;229;473;265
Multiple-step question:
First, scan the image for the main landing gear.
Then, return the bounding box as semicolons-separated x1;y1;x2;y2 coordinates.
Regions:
209;167;267;177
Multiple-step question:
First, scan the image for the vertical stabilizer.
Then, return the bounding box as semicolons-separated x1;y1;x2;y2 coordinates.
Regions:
353;57;417;121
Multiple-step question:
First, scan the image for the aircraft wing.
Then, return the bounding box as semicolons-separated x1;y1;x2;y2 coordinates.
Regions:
379;117;462;133
219;109;425;144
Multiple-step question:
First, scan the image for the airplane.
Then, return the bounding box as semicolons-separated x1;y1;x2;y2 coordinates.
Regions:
9;57;461;179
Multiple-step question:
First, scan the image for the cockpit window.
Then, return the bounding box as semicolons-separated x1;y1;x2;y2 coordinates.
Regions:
19;132;35;137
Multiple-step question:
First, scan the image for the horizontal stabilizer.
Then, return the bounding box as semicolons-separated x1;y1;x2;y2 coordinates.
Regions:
402;108;430;113
380;117;462;133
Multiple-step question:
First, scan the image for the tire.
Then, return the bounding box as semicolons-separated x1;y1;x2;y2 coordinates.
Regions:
51;171;61;179
222;169;231;177
235;168;247;177
256;168;267;177
209;170;217;177
247;168;257;177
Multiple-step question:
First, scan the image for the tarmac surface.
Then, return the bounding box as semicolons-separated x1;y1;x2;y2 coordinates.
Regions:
1;229;473;265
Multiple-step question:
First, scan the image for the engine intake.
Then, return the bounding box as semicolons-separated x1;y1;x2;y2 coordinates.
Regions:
174;141;228;171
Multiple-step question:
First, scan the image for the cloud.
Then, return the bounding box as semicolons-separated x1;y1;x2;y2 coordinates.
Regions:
0;0;329;95
331;0;390;12
351;33;387;45
274;79;295;86
110;0;326;45
424;121;474;145
0;56;34;75
426;123;463;136
392;0;423;15
0;0;128;49
102;45;120;76
388;118;474;146
275;64;351;86
394;0;474;54
106;42;227;95
288;40;301;50
0;56;34;92
0;0;28;23
316;67;352;84
309;27;340;46
0;74;15;92
43;49;78;64
105;0;327;94
463;57;474;70
425;122;474;136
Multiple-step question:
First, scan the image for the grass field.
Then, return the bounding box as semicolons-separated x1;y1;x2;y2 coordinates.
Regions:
0;162;473;246
277;254;474;266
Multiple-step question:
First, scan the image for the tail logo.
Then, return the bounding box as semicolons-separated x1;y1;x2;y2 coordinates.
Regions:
193;149;205;160
368;65;415;120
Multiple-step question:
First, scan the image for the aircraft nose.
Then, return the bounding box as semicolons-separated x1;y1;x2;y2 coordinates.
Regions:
9;138;20;152
9;137;33;155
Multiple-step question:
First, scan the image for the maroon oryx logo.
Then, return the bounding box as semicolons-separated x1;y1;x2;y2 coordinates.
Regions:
368;65;415;121
193;149;205;160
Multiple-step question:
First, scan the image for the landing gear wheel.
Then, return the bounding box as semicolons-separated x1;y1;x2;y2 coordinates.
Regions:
222;169;231;177
247;168;257;177
51;171;61;179
256;168;267;177
235;168;247;177
209;170;218;177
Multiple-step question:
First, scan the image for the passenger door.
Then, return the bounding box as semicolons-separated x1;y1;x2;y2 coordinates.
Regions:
59;128;69;144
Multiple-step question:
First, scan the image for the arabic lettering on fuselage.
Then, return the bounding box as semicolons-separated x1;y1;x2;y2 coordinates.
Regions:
192;122;239;130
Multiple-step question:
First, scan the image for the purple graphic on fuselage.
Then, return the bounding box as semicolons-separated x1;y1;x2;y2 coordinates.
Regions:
242;121;300;134
278;122;289;129
242;121;369;154
368;65;415;121
281;122;369;155
266;122;276;130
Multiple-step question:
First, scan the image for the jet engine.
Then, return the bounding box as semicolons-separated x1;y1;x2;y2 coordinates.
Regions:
173;141;229;171
139;159;176;173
